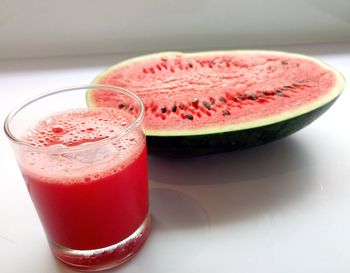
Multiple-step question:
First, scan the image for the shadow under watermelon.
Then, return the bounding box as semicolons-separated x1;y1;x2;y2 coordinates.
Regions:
148;136;315;227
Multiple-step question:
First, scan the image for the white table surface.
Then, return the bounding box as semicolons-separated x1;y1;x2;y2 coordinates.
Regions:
0;43;349;273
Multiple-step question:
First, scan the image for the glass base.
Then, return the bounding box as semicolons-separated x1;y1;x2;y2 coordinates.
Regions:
50;213;151;271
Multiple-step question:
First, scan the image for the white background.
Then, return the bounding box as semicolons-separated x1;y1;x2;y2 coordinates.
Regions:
0;0;350;58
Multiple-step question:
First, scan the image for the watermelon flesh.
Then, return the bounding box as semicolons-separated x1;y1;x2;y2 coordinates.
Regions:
89;51;345;156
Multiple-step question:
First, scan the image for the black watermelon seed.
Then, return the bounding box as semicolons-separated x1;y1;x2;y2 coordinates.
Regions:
209;97;215;104
248;95;257;100
161;106;167;113
219;96;226;103
203;101;211;110
185;114;193;120
179;103;185;110
171;105;177;112
129;106;134;111
118;103;127;109
222;110;231;116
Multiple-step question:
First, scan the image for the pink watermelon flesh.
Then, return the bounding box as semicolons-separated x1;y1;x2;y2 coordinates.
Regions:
91;51;340;134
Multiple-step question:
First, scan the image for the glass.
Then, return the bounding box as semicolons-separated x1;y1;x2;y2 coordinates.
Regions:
4;85;151;271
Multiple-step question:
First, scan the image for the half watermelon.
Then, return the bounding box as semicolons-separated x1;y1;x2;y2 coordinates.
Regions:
88;50;345;156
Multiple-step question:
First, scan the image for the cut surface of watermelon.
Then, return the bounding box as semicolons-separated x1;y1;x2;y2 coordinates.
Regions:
88;50;345;156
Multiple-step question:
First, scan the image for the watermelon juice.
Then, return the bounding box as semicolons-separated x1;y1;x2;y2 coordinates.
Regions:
14;105;150;269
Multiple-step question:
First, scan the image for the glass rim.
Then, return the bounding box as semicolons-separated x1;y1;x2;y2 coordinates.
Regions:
3;84;145;153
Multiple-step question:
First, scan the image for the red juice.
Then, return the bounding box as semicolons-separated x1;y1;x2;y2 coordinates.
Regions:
18;108;149;251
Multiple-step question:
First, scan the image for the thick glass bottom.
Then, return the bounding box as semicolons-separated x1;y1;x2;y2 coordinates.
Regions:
50;213;151;271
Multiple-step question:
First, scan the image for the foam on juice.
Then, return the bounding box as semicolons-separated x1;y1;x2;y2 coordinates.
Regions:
20;107;145;184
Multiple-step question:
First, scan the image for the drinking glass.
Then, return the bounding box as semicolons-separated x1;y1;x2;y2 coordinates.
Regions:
4;85;151;271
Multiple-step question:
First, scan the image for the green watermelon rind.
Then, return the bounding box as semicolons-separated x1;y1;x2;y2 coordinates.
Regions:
146;98;337;157
89;50;345;157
